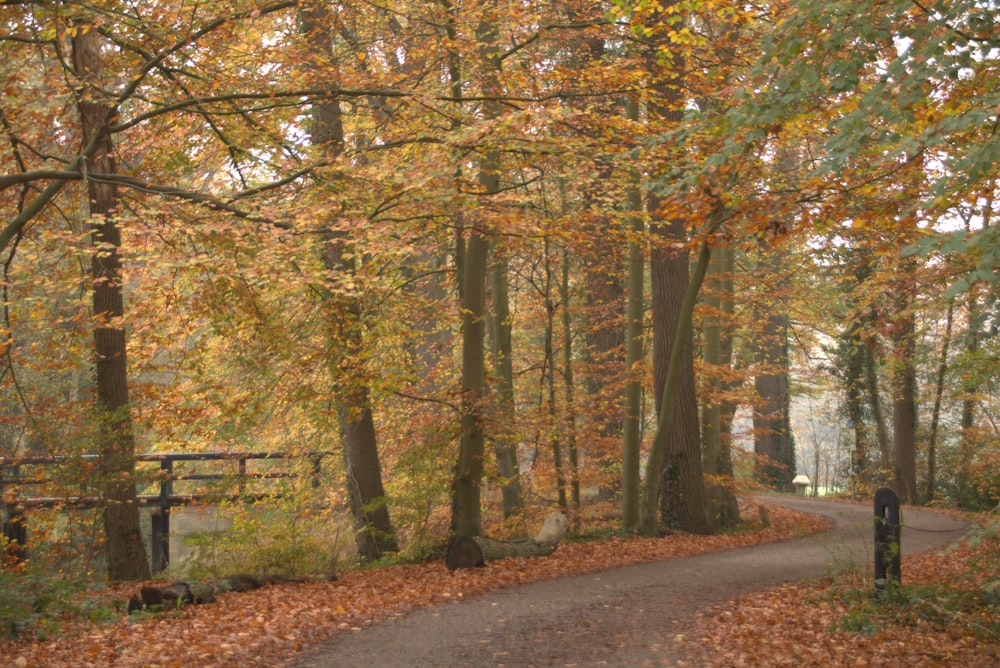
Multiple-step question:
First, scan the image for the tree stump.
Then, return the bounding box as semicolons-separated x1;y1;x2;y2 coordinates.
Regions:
445;535;485;570
758;504;771;528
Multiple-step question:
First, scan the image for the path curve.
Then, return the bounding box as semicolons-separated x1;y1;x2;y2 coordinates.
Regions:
295;498;969;667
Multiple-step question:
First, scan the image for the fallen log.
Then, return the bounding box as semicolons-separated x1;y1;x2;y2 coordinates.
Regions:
446;511;569;570
127;573;334;613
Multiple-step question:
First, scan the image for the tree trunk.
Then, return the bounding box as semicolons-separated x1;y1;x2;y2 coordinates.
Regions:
891;310;918;505
752;312;795;492
72;26;151;582
703;238;739;526
340;400;398;559
641;242;713;536
543;240;568;510
956;213;984;507
843;325;872;497
621;100;644;529
751;234;795;493
561;249;581;515
301;1;397;560
452;6;504;537
865;343;892;479
641;2;710;536
454;230;489;538
925;301;953;502
582;203;626;473
490;253;523;518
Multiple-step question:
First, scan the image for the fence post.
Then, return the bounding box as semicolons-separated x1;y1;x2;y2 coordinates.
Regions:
151;459;172;574
874;486;901;595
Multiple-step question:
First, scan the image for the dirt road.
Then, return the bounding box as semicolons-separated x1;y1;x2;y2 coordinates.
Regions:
294;497;969;667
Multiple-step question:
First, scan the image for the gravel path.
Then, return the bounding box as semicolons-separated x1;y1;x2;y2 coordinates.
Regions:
294;497;970;667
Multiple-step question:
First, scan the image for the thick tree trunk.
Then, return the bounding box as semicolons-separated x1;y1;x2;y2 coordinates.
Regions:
72;27;151;582
649;235;711;534
641;242;713;536
703;240;739;526
751;232;795;493
956;273;983;507
581;173;624;482
639;2;710;536
583;210;626;468
454;228;490;539
341;400;399;559
752;311;795;492
301;1;397;560
843;326;872;496
451;5;507;539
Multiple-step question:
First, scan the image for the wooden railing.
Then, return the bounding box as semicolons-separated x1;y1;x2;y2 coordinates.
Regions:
1;451;333;573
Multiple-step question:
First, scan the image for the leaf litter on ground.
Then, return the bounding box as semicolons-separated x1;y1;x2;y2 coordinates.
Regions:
2;499;993;667
684;507;998;667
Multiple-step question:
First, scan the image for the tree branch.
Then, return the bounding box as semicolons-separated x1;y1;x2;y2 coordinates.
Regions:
499;20;612;63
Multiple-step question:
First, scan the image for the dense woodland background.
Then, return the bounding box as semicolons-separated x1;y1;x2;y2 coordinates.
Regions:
0;0;997;583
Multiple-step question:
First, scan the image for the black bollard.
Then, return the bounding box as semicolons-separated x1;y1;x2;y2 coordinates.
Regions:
874;487;901;594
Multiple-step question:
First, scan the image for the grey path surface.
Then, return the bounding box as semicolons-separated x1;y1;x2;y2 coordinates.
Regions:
294;497;970;667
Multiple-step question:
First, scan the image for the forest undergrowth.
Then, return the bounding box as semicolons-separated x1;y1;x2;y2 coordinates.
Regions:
0;500;995;667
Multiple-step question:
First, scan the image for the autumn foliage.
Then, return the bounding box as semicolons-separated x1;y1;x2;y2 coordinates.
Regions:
0;0;998;648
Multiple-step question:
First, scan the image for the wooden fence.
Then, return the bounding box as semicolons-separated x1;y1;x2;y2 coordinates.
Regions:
1;451;332;573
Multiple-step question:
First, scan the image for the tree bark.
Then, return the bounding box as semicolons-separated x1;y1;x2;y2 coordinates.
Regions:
561;249;581;515
621;100;644;529
751;232;795;493
956;205;986;508
543;240;568;510
925;301;953;502
641;242;713;536
455;242;489;537
891;302;918;505
301;1;397;560
703;239;739;526
582;199;625;472
865;343;892;478
490;252;523;518
451;3;505;539
72;26;151;582
752;311;795;492
641;2;710;536
843;325;872;497
340;400;398;559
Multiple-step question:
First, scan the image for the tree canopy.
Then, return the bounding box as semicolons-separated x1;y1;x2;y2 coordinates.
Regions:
1;0;997;580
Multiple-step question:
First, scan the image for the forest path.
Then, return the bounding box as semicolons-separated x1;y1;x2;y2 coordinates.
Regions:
293;498;969;667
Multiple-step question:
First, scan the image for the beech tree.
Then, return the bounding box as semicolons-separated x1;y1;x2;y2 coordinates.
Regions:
638;0;712;535
71;24;151;582
751;237;796;494
298;0;398;561
0;0;341;578
2;0;998;586
450;0;505;539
